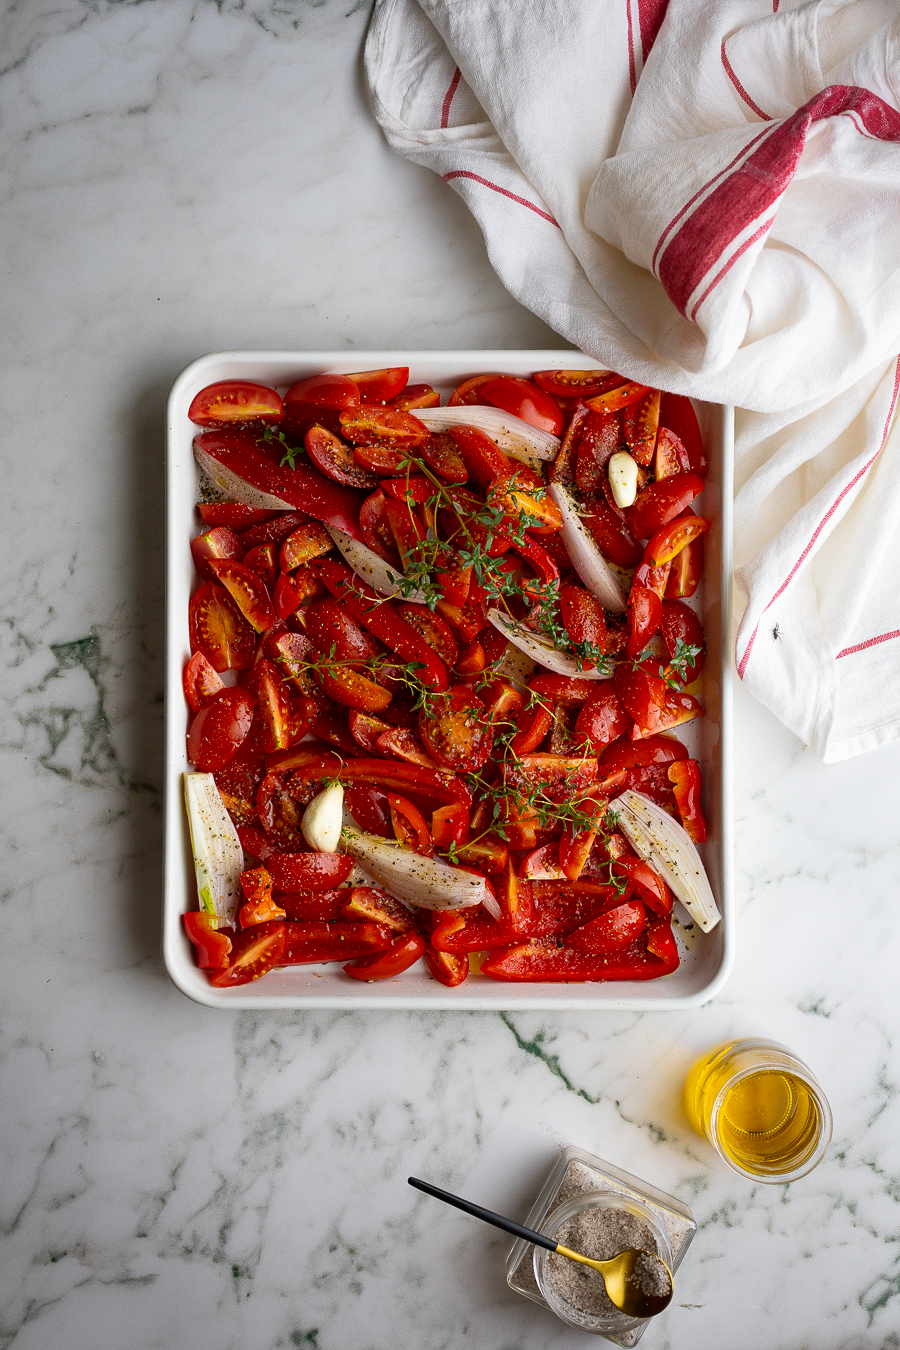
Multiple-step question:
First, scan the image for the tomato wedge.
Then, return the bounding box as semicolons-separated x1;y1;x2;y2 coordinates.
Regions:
574;685;630;750
189;581;256;672
339;406;428;448
388;794;433;855
391;383;440;410
343;367;409;402
419;687;494;772
305;425;377;488
183;651;225;712
188;381;283;427
424;945;469;986
448;372;503;406
187;686;255;771
659;600;706;682
190;526;243;581
284;373;360;410
209;921;286;986
644;514;709;569
532;370;623;399
207;558;277;634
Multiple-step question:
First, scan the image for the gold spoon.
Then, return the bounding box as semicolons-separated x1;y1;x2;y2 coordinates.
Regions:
407;1176;673;1319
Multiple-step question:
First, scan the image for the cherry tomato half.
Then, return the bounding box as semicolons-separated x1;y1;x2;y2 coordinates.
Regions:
187;686;255;771
343;367;409;402
284;373;361;410
478;375;563;436
419;687;494;772
189;581;256;672
183;651;225;712
188;381;283;427
532;369;623;399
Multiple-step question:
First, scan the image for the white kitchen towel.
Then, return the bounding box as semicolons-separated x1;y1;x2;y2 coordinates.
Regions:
365;0;900;760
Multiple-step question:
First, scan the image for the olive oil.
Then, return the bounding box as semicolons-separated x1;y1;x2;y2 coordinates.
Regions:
684;1039;831;1181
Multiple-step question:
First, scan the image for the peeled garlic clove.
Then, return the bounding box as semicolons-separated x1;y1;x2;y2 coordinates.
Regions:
301;781;344;852
608;450;639;508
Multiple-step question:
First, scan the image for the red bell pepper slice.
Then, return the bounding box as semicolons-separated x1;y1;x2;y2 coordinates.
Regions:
281;920;395;965
612;856;673;916
316;559;449;692
197;502;281;528
264;851;354;892
644;514;709;569
183;912;233;969
528;675;597;705
668;759;708;843
568;900;646;954
193;431;366;540
268;749;471;812
278;890;348;921
343;931;426;980
574;686;630;751
510;702;553;755
480;934;676;982
424;945;469;986
644;917;680;971
559;793;608;882
431;801;470;850
598;734;689;774
240;509;314;549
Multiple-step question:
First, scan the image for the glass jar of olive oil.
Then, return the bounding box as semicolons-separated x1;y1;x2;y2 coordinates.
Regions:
684;1038;832;1182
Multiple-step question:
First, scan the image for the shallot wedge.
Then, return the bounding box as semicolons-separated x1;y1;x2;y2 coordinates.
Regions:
341;828;501;919
548;483;628;613
183;773;244;926
326;525;426;603
610;788;720;933
485;610;611;681
414;406;559;467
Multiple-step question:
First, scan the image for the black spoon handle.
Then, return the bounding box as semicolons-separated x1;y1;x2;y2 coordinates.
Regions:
408;1176;557;1253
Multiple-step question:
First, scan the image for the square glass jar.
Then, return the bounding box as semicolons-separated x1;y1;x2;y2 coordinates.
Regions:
506;1146;697;1346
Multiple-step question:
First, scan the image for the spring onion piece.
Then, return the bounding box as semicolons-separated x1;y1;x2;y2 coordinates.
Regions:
193;441;295;511
610;789;720;933
341;828;501;918
485;610;611;680
548;482;629;613
183;773;244;926
414;406;559;466
301;782;344;853
326;525;426;603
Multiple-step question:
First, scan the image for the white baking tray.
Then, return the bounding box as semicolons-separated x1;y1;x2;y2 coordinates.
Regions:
164;352;734;1010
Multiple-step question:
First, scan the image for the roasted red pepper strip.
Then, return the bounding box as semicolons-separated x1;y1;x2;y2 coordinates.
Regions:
183;912;233;969
343;931;426;980
480;933;677;981
315;558;450;692
280;920;395;965
267;749;471;812
668;759;708;843
193;431;366;540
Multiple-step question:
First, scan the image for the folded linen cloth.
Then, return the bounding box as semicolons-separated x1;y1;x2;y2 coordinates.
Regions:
365;0;900;760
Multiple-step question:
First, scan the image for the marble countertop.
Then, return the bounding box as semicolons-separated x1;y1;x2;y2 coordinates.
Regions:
3;2;900;1347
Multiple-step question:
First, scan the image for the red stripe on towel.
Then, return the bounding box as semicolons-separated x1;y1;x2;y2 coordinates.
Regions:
837;630;900;659
441;67;461;129
442;171;560;226
721;41;772;121
738;356;900;679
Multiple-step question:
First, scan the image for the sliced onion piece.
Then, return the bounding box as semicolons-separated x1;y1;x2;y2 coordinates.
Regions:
610;789;720;933
193;441;294;511
548;483;628;613
415;406;558;466
485;610;611;681
326;525;426;604
491;642;536;691
341;828;499;917
183;773;244;926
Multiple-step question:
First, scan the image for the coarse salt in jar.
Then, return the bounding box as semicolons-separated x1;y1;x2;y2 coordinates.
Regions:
506;1145;697;1346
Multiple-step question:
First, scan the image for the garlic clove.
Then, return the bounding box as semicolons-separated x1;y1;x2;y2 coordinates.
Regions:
608;450;639;508
301;781;345;853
